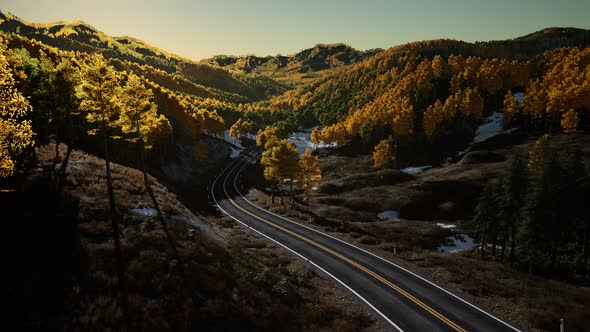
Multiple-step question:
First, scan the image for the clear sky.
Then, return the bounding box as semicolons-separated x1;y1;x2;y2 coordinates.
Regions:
1;0;589;60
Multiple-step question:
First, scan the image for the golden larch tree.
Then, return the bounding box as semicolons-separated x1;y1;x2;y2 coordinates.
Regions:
373;138;395;170
260;139;300;203
503;91;519;128
298;148;321;208
560;109;578;134
310;127;321;150
256;126;279;148
527;134;550;176
76;53;130;327
0;38;34;178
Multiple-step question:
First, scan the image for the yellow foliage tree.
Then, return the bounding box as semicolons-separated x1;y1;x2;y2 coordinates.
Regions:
298;148;321;207
310;127;321;150
76;53;130;327
256;126;279;148
260;139;300;203
373;138;395;170
432;55;447;77
503;91;519;128
527;134;550;176
0;38;34;177
560;109;578;134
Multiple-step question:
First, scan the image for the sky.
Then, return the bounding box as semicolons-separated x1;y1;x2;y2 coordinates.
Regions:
1;0;589;60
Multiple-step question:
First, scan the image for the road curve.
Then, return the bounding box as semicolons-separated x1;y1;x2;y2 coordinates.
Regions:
211;148;521;332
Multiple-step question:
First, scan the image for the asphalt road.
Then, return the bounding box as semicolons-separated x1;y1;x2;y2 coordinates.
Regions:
210;148;521;332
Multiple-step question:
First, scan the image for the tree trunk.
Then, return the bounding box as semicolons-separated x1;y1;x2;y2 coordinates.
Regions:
102;124;130;331
500;229;507;263
140;144;201;307
480;220;487;258
510;223;516;265
583;223;589;276
57;111;75;195
491;236;497;257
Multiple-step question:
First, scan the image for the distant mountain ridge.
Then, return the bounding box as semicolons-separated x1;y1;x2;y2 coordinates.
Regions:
0;11;287;101
204;43;382;73
201;43;382;86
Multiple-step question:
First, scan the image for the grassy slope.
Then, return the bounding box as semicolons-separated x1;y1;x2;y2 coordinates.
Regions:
3;143;387;331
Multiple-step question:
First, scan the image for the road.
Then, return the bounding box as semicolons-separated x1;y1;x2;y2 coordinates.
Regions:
210;148;521;332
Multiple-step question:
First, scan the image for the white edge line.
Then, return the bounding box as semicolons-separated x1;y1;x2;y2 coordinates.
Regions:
211;151;405;332
234;151;522;332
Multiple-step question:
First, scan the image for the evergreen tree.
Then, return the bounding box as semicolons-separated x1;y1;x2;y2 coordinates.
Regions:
520;149;563;273
298;148;321;209
0;39;35;178
76;54;130;329
473;180;502;258
499;154;527;263
260;139;300;204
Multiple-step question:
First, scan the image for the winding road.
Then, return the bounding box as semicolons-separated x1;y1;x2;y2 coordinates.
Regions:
210;148;521;332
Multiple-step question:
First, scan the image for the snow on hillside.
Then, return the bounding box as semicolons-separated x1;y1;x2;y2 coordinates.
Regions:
288;127;334;154
401;165;432;175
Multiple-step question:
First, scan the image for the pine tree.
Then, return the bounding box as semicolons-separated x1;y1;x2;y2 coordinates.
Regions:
76;54;130;329
260;139;300;204
560;109;578;134
0;38;35;178
310;127;321;150
500;154;527;263
521;149;563;273
473;180;502;258
527;134;550;176
503;91;518;128
373;138;395;170
256;126;279;148
52;59;80;193
298;148;321;209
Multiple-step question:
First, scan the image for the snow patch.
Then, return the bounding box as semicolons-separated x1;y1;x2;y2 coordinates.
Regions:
130;208;157;217
473;111;504;144
377;210;401;222
229;147;241;159
438;234;477;253
436;223;456;229
401;165;432;175
288;127;335;154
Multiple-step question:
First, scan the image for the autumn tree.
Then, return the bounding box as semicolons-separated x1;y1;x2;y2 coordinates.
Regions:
527;134;550;176
431;55;447;78
310;127;321;150
503;91;519;128
298;148;321;208
116;73;203;307
260;139;300;204
561;109;578;134
229;118;253;143
373;138;395;170
0;39;35;178
256;126;279;148
76;53;129;328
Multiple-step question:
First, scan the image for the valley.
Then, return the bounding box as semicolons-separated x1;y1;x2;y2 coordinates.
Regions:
1;5;589;332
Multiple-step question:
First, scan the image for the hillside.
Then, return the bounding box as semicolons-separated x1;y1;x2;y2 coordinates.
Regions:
202;43;382;87
0;11;287;101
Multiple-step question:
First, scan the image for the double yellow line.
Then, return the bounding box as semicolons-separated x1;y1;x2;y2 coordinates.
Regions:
222;159;467;332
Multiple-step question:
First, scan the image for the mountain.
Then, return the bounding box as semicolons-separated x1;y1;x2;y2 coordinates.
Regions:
202;43;382;87
0;11;287;101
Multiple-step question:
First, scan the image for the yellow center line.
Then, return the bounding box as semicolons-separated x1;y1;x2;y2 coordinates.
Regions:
222;173;467;332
